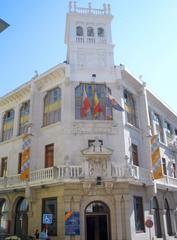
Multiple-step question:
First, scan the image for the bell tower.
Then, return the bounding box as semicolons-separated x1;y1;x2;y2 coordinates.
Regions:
65;2;115;82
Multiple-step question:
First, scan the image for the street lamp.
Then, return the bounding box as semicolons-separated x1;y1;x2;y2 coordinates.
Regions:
0;18;9;33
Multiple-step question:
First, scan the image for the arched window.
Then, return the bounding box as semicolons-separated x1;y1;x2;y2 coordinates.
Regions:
164;199;173;236
0;199;8;233
124;89;137;126
15;198;28;236
2;109;14;141
152;197;162;238
75;83;112;120
85;201;111;240
19;101;30;135
76;26;84;36
97;27;104;37
43;87;61;126
87;27;94;37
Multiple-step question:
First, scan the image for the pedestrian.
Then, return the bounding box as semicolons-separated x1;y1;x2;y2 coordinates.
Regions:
39;228;48;240
34;229;39;239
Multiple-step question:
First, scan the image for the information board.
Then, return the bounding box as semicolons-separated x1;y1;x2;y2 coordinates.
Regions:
65;211;80;236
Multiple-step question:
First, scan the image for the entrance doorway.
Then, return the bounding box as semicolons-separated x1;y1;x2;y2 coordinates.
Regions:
85;201;111;240
14;198;28;237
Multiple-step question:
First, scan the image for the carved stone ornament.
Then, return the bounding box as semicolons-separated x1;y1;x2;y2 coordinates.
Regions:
83;182;92;194
104;181;114;194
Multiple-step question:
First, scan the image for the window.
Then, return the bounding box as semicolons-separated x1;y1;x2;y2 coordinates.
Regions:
152;197;162;238
43;87;61;126
124;90;137;127
88;139;103;147
45;144;54;168
87;27;94;37
132;144;139;166
76;26;83;36
153;113;164;143
173;163;176;178
0;199;8;233
133;196;145;232
2;109;14;141
75;83;112;120
175;129;177;136
97;27;104;37
164;121;173;143
18;153;22;174
162;158;167;175
1;157;7;177
19;101;30;135
42;198;57;236
164;199;173;236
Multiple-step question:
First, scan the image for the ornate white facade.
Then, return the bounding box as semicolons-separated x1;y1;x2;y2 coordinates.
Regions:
0;2;177;240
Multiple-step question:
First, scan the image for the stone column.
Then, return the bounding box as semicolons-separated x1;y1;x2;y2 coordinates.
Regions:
0;111;3;141
170;209;176;236
174;210;177;236
123;194;132;240
159;209;167;239
114;195;123;240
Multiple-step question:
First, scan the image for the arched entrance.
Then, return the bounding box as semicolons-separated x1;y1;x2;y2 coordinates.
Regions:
14;198;28;237
152;197;162;238
85;201;111;240
0;199;8;233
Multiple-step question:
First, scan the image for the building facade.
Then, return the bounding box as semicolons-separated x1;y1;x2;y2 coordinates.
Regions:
0;2;177;240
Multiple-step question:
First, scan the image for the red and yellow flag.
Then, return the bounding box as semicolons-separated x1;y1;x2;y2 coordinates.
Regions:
93;88;102;119
80;86;90;118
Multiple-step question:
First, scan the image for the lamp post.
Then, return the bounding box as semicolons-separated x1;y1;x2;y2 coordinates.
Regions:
0;18;9;33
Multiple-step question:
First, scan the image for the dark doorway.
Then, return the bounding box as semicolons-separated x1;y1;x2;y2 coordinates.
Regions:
85;201;111;240
14;198;28;237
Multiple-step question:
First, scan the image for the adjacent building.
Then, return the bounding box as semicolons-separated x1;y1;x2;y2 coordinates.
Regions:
0;2;177;240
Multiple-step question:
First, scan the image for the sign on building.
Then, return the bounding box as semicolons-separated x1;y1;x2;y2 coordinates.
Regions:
65;211;80;236
43;213;53;225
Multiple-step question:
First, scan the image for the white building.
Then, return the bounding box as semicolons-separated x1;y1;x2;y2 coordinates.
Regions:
0;2;177;240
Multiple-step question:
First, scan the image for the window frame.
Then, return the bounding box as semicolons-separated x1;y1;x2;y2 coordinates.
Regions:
19;101;30;135
133;196;145;233
76;26;84;37
43;87;61;126
2;109;14;141
45;144;54;168
132;144;139;166
124;89;137;127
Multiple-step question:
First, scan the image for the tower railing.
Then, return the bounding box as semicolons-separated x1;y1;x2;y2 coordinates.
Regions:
69;2;111;16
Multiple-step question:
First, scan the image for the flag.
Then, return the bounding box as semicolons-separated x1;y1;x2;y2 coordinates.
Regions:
20;133;31;180
80;86;91;118
93;87;102;119
151;135;163;179
106;94;124;112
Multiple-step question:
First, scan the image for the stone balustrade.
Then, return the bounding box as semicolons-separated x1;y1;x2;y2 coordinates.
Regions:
0;164;176;190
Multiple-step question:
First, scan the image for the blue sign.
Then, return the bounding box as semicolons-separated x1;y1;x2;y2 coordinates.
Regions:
65;211;80;236
43;213;53;224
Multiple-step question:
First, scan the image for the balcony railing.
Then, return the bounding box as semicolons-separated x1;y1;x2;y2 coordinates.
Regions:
112;164;152;183
1;164;177;190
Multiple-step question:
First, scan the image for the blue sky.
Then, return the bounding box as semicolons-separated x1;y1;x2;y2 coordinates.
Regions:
1;1;177;113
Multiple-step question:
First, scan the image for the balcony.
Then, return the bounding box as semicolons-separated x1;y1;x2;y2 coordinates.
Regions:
0;164;154;191
112;164;153;185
